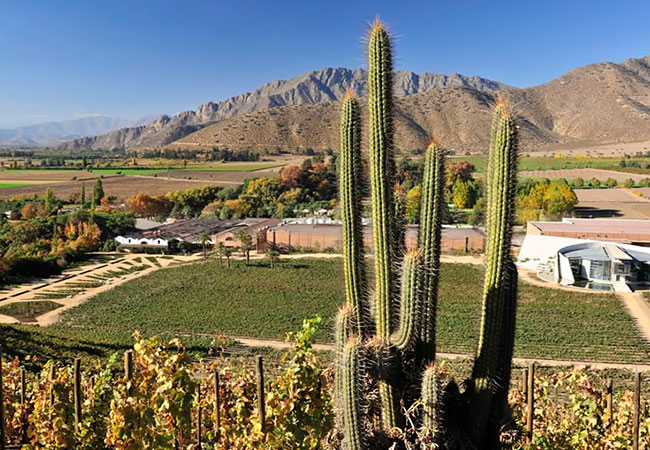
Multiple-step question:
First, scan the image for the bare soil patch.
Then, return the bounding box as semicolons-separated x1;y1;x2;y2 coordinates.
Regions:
574;188;650;219
0;170;100;182
0;176;224;201
166;170;278;184
533;139;650;157
519;168;649;182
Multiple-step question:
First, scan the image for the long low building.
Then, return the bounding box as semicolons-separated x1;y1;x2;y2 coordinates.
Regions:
268;223;486;252
116;217;280;251
527;218;650;246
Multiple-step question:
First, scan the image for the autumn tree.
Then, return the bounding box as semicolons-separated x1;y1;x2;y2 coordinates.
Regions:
126;193;172;218
445;161;475;189
21;202;37;220
405;185;421;223
452;179;471;208
280;165;303;188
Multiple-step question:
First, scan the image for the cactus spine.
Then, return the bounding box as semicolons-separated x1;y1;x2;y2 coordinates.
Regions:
335;19;519;449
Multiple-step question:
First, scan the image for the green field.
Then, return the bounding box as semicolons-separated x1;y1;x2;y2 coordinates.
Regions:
448;155;650;172
18;258;647;364
0;183;32;188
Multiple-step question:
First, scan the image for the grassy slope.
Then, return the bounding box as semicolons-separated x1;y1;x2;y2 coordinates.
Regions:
22;258;649;364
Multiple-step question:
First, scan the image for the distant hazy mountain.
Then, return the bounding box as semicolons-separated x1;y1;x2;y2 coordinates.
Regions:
0;115;157;148
59;68;507;150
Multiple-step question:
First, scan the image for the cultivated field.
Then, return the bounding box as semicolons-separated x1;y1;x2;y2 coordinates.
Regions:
0;175;223;201
574;188;650;219
166;169;279;184
518;168;650;182
0;162;288;199
449;154;650;172
35;258;650;363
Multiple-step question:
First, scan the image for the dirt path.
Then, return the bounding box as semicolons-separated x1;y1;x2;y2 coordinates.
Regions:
234;337;650;372
618;292;650;344
0;254;200;326
131;174;243;186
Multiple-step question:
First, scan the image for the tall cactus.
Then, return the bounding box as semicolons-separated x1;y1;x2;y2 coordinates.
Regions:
335;19;519;450
470;101;519;443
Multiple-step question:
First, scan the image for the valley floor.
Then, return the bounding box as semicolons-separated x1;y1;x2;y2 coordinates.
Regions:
2;255;650;368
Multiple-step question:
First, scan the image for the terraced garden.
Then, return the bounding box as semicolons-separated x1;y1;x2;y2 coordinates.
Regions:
33;258;650;364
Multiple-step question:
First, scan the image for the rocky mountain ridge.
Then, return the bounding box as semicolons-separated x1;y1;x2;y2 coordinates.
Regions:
58;68;507;150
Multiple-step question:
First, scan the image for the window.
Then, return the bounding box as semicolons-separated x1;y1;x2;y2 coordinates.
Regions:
569;258;582;278
589;260;611;281
614;263;631;275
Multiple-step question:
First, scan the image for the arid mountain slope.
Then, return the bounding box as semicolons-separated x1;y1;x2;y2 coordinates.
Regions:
167;86;560;153
60;56;650;153
169;56;650;153
59;68;505;151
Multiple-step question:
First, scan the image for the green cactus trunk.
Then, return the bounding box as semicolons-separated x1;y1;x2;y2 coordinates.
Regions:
390;250;422;350
470;103;519;445
367;21;396;340
417;141;446;364
367;21;399;430
341;339;363;450
339;94;368;335
335;19;519;450
421;364;444;444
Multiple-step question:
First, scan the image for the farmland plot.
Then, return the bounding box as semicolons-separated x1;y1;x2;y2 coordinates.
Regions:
49;259;650;363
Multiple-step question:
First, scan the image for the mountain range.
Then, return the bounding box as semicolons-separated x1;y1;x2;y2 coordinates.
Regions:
0;115;157;148
60;56;650;153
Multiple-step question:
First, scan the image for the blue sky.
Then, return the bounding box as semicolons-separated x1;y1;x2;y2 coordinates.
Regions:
1;0;648;128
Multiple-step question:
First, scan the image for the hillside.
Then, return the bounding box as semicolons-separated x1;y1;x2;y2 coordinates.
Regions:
169;56;650;153
58;68;506;150
60;56;650;154
167;86;561;152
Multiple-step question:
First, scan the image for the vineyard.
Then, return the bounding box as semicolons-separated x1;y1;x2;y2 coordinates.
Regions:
26;259;650;363
1;319;650;449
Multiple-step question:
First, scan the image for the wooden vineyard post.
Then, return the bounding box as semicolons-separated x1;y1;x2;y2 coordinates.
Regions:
196;384;202;447
633;372;641;450
20;368;26;444
214;369;221;439
0;347;6;450
522;367;528;398
256;355;265;433
48;364;55;407
526;362;535;443
73;358;82;431
124;350;133;380
606;378;613;422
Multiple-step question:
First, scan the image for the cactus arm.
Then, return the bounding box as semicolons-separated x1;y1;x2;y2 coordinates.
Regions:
390;250;421;350
470;103;519;444
340;93;368;335
367;20;396;341
417;141;446;364
341;339;364;450
421;364;444;444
